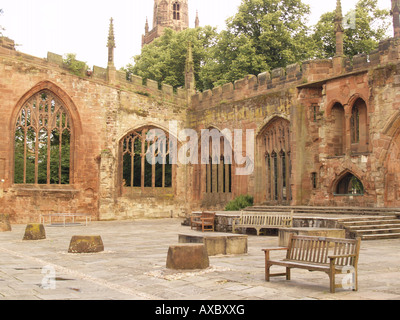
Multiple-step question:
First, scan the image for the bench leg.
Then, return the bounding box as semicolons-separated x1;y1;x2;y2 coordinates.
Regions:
286;268;291;281
329;271;336;294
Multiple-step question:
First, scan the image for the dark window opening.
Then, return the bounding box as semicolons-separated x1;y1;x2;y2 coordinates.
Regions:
335;173;364;195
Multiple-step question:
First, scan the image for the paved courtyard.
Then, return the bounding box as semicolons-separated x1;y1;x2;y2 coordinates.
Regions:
0;218;400;301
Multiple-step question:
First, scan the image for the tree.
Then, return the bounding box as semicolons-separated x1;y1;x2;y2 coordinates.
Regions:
0;9;4;36
126;26;218;92
312;0;390;58
199;0;315;88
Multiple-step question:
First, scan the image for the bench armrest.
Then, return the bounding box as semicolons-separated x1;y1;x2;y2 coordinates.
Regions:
328;254;357;260
262;247;288;252
329;254;358;267
263;247;288;262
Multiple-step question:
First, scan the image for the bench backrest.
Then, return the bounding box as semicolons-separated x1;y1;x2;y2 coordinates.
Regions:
240;211;293;227
287;235;361;266
202;211;216;219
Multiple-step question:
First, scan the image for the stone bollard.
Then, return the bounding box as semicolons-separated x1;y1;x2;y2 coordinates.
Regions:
0;214;11;232
23;224;46;240
166;244;209;270
68;236;104;253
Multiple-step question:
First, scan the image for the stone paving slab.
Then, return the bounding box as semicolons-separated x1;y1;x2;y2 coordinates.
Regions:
0;218;399;301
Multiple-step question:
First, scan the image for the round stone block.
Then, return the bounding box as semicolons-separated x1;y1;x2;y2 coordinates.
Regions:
23;224;46;241
0;214;11;232
68;236;104;253
166;244;209;270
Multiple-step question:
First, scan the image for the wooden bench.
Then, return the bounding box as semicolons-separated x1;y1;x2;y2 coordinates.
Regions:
190;211;216;232
263;235;361;293
232;211;293;235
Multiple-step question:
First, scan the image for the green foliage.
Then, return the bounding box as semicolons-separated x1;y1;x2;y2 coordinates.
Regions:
224;195;254;211
128;0;390;92
63;53;88;77
126;26;218;92
312;0;390;58
0;8;4;36
205;0;313;86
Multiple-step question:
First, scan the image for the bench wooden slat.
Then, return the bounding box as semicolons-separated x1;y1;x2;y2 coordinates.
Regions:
233;211;294;236
263;234;361;293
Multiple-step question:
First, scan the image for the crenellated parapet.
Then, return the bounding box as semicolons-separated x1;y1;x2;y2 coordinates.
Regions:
0;38;186;104
191;37;400;110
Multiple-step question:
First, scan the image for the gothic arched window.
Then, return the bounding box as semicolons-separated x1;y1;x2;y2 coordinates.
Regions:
335;173;364;195
173;2;181;20
14;90;72;185
121;127;173;190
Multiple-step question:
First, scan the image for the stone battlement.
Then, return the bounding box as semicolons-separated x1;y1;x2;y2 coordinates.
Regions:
0;38;186;103
191;37;400;110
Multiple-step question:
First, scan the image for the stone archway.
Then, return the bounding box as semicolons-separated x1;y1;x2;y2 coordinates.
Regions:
257;117;291;205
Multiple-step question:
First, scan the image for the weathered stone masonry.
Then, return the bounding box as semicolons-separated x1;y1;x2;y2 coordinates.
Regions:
3;4;400;223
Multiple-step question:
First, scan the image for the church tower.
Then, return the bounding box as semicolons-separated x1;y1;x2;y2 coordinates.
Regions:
142;0;191;47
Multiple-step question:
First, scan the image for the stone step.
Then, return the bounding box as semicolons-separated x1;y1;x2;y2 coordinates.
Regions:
353;228;400;235
360;233;400;241
340;219;400;227
247;206;400;216
345;224;400;231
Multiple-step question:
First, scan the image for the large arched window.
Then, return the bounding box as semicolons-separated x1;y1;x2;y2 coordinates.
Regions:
121;127;173;190
14;90;72;185
260;118;291;204
203;129;232;194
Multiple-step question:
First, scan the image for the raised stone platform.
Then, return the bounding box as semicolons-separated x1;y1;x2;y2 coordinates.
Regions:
278;228;346;247
179;232;248;256
166;244;209;270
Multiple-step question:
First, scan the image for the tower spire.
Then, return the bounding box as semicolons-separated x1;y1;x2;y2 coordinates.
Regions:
334;0;344;56
107;17;116;67
185;41;196;104
392;0;400;38
195;10;199;28
107;18;117;84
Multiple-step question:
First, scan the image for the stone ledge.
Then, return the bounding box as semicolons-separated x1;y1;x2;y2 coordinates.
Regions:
179;232;248;256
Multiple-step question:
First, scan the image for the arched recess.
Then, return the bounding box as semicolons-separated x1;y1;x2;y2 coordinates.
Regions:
10;81;82;186
350;98;369;153
118;125;178;196
384;129;400;207
328;102;345;156
257;117;291;204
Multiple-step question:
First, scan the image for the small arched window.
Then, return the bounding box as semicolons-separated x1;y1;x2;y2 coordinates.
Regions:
335;173;364;195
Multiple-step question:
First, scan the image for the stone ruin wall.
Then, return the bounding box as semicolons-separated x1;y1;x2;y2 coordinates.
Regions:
189;37;400;209
0;43;189;223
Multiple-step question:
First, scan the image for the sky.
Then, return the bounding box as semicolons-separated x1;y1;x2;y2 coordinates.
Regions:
0;0;392;70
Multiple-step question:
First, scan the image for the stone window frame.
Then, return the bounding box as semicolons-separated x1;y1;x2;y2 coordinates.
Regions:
204;131;233;195
334;172;365;196
259;117;291;204
172;2;181;20
119;126;176;196
10;82;80;188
